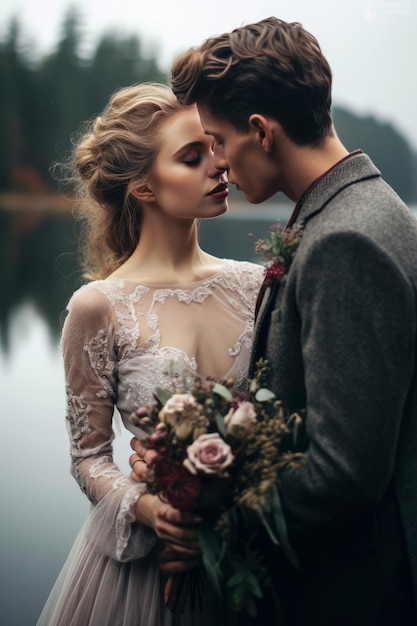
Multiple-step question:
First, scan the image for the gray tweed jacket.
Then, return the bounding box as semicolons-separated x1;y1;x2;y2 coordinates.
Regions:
250;152;417;625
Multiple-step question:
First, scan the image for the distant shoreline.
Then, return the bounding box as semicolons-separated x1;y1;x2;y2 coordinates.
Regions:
2;192;414;222
0;192;75;213
0;192;294;220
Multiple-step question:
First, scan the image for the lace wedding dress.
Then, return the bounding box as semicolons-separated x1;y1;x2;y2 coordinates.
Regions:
36;259;264;626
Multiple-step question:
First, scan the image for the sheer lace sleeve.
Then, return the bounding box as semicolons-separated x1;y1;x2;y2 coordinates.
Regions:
61;285;158;561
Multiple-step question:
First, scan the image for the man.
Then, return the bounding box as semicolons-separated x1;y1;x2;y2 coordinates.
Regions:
170;16;417;625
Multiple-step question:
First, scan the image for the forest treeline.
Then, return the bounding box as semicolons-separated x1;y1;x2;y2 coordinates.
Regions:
1;6;416;202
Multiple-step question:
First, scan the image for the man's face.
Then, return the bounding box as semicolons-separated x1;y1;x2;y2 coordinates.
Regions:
197;103;281;204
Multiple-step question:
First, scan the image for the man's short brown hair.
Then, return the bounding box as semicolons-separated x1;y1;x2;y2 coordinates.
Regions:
171;17;333;146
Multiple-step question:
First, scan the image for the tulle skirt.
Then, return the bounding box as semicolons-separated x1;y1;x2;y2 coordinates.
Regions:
36;522;220;626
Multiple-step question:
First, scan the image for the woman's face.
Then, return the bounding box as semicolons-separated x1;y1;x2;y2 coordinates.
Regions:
150;105;229;220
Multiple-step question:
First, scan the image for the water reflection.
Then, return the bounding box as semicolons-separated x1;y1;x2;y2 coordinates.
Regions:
0;304;87;624
0;209;83;353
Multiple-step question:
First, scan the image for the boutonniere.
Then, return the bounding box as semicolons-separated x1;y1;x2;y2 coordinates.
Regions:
255;222;303;286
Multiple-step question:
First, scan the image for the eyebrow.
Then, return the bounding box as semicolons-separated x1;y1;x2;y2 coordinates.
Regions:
173;141;205;157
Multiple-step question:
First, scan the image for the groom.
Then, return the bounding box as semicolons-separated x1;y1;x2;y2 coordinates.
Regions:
170;16;417;625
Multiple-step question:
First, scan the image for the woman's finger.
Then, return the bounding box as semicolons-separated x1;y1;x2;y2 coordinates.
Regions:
159;544;200;561
158;545;200;574
154;506;201;549
164;575;174;605
156;504;201;526
155;526;201;551
128;453;147;481
159;557;200;574
130;437;148;458
130;438;158;467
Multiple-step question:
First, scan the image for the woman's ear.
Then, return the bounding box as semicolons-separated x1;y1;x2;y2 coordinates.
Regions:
248;114;274;154
131;184;155;203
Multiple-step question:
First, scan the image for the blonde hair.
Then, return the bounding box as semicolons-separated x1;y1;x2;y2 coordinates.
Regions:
71;82;182;279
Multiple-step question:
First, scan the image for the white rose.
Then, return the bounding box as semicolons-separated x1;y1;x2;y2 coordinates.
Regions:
224;401;257;431
162;393;197;415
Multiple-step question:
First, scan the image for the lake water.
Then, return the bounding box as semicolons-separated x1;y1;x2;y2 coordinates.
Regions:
1;202;416;625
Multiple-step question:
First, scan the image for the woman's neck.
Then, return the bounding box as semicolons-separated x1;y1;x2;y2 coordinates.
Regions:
109;215;224;284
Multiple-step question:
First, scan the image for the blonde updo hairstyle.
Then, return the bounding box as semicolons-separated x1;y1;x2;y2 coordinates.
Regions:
72;82;182;279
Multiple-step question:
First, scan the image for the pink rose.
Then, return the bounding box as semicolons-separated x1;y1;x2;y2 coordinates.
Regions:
184;433;234;475
224;401;257;431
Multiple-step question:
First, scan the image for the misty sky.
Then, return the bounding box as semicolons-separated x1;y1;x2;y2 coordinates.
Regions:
1;0;416;148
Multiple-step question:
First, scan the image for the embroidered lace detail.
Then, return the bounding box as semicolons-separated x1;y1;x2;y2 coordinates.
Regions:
153;284;213;304
229;320;253;357
66;385;92;451
88;260;264;361
115;486;157;560
90;456;122;482
62;259;264;560
84;328;116;399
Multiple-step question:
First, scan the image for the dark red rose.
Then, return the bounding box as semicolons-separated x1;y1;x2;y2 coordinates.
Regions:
265;262;286;285
153;456;201;510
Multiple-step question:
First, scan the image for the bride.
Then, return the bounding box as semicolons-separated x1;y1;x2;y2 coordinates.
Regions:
36;82;264;625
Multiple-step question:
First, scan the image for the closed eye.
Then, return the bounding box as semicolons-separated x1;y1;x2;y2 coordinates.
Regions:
183;155;202;167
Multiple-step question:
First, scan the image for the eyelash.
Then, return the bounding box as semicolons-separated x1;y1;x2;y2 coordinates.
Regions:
183;156;202;167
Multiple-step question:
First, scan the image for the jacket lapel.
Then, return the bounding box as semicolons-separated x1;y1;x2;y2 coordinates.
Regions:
249;280;280;376
249;152;382;377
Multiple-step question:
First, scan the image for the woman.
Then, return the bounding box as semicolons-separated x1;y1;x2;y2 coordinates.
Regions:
36;83;264;626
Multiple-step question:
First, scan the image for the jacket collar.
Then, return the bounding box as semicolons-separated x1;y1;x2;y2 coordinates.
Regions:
287;151;381;228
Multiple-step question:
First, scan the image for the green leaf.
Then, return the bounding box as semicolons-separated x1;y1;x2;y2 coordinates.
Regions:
227;570;248;586
199;518;226;597
228;570;262;616
255;387;276;402
215;411;227;438
269;485;300;569
153;387;172;406
247;597;258;617
213;383;233;402
234;571;263;598
258;508;280;547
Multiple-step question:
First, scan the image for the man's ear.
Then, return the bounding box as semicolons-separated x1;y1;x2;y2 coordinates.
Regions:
131;184;155;203
248;114;274;153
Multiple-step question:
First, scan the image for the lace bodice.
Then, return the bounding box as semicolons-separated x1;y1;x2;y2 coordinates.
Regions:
61;259;264;560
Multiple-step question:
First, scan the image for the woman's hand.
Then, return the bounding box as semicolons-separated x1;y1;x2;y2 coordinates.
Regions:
135;495;201;572
159;545;200;574
153;501;201;553
131;438;201;573
129;436;157;482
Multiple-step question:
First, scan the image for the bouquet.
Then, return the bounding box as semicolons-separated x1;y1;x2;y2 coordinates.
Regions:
130;359;305;621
